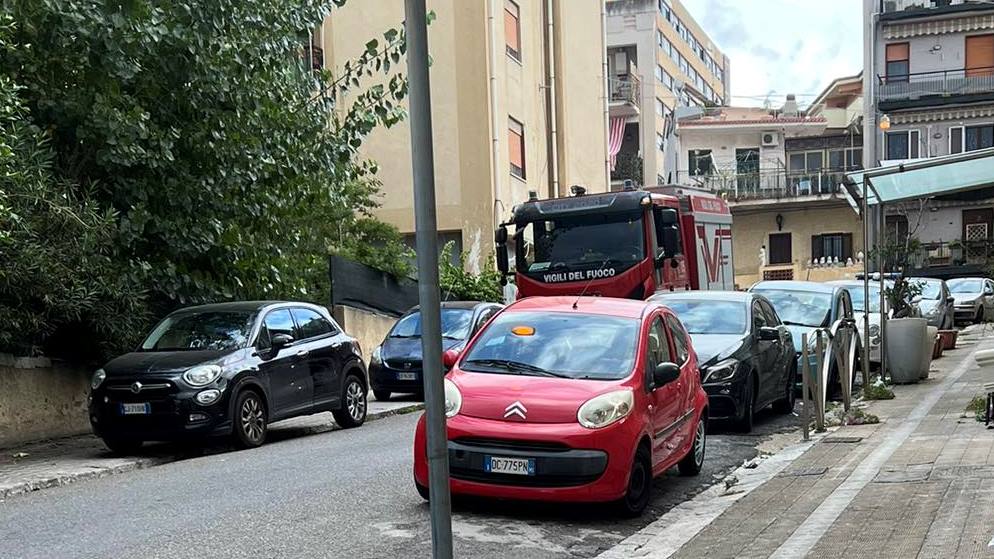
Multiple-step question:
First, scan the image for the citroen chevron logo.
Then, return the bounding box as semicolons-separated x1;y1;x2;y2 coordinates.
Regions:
503;401;527;420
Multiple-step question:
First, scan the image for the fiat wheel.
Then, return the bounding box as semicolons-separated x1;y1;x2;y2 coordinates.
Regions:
233;390;267;449
333;374;367;428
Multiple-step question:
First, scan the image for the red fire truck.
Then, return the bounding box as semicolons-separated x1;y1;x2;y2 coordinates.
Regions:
495;185;734;299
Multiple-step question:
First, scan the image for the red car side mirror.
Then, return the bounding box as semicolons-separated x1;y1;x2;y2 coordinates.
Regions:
442;349;460;369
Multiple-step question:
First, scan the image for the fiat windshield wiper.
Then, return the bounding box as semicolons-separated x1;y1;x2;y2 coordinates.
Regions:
463;358;570;378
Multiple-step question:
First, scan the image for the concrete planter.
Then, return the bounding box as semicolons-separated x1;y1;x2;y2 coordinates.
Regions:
887;318;927;384
939;329;958;350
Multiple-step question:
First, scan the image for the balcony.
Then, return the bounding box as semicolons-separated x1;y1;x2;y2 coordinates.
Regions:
904;240;994;277
608;72;641;118
877;67;994;109
880;0;991;20
673;169;850;202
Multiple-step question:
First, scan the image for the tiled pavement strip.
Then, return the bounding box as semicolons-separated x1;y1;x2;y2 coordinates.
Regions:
601;325;994;559
0;398;422;500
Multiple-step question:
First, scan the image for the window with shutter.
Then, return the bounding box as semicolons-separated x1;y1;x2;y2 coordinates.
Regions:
768;233;792;265
966;34;993;78
508;117;525;179
505;0;521;61
885;43;909;83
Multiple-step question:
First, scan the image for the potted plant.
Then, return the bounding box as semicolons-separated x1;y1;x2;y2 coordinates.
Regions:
883;273;929;384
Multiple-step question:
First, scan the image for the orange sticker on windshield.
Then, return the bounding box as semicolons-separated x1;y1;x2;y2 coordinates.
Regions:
511;326;535;336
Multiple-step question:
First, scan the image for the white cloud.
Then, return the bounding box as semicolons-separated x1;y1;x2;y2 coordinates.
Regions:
681;0;863;108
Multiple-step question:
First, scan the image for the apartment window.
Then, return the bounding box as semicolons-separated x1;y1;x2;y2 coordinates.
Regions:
688;149;713;176
508;117;525;179
659;0;672;21
704;83;713;100
768;233;792;265
828;148;862;170
656;98;665;117
679;53;689;75
662;37;673;58
657;133;666;153
967;124;994;152
657;30;664;49
504;0;521;61
886;130;920;160
662;69;673;90
885;43;909;83
951;124;994;153
655;64;664;84
812;233;853;262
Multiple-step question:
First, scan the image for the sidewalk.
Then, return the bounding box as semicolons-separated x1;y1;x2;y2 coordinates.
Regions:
0;396;422;500
601;324;994;559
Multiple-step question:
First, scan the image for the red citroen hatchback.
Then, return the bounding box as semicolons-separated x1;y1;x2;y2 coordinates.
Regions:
413;296;708;516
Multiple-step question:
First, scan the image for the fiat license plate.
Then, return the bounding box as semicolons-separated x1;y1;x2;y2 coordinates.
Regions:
119;403;151;415
396;372;417;381
484;455;535;476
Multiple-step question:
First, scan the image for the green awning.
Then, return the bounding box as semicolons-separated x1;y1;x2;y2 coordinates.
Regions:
843;147;994;214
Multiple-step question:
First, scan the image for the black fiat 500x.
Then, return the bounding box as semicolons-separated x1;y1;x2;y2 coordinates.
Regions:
89;301;368;454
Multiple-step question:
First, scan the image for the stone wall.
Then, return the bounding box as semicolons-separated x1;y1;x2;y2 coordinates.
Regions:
331;305;398;359
0;355;92;448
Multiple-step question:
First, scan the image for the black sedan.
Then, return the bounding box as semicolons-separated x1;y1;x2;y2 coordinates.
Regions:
89;301;368;454
651;291;795;432
369;301;503;401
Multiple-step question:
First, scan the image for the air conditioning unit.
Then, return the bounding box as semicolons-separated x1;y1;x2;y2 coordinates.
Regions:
761;132;778;147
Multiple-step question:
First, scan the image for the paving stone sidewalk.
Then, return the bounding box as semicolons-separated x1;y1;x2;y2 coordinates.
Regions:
0;396;422;500
601;324;994;559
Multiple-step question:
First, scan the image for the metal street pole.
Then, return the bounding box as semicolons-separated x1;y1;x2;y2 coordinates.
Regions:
404;1;453;557
861;179;871;391
877;201;887;381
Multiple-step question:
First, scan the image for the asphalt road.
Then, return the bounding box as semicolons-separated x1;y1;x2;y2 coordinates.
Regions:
0;407;798;559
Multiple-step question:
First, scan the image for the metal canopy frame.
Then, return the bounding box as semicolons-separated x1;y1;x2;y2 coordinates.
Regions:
841;147;994;384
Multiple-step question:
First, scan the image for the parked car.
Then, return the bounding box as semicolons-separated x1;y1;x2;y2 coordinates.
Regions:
369;301;503;401
413;296;708;517
651;291;795;432
827;280;887;364
749;281;859;396
947;277;994;324
910;277;955;329
89;302;368;454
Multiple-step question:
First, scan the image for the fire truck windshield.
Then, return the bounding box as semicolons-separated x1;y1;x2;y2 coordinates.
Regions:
515;211;646;281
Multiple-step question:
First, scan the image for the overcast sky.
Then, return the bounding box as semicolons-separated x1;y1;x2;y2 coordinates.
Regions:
681;0;863;108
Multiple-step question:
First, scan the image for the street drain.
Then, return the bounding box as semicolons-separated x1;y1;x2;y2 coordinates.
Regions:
873;465;932;483
822;436;863;444
780;467;828;477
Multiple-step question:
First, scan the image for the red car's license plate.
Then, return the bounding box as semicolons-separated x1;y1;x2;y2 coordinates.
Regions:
484;455;535;476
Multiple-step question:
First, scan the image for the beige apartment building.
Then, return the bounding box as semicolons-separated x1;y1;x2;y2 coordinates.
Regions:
320;1;609;271
606;0;730;188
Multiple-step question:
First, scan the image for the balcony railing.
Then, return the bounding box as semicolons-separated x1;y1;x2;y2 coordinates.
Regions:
609;73;641;107
881;0;984;13
906;240;994;270
878;67;994;103
674;169;852;201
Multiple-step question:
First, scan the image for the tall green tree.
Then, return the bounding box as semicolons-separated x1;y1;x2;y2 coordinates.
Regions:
2;1;413;358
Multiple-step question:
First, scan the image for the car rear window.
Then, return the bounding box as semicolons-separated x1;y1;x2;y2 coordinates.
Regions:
460;311;639;380
662;300;746;334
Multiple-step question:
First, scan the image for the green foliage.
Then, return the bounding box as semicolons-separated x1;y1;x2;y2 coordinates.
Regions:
966;395;987;422
439;242;503;303
863;378;895;400
0;15;149;358
1;1;414;360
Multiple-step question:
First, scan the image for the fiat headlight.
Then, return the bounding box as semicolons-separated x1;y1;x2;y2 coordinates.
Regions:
371;346;383;366
577;389;633;429
91;369;106;390
182;365;222;387
703;359;738;383
444;378;462;418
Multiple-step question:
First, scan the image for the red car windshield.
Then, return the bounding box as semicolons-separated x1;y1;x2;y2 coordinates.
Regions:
460;311;639;380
